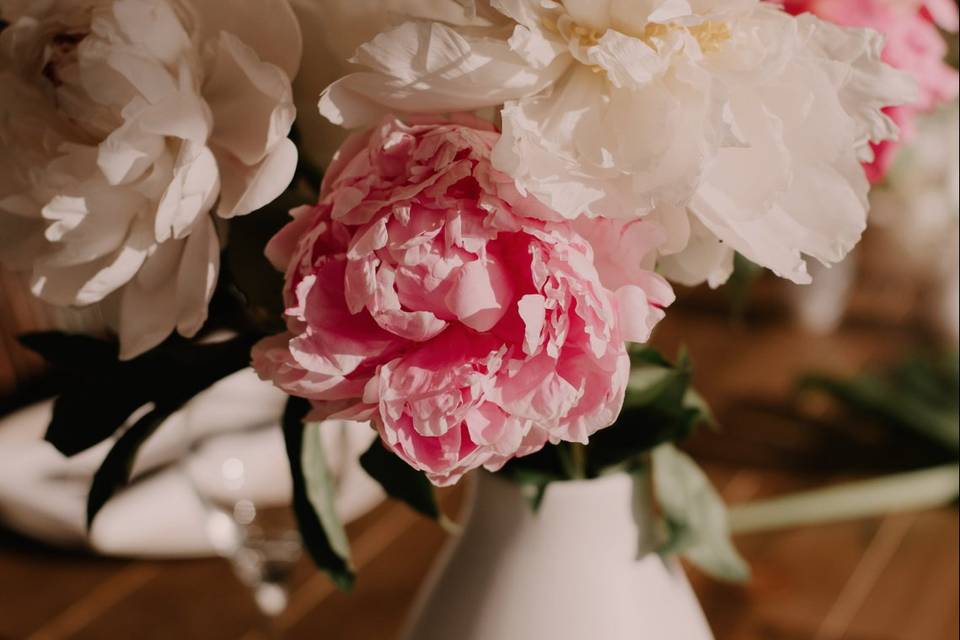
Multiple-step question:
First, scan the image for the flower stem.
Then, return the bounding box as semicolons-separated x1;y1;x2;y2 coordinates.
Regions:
728;464;960;534
571;443;588;479
556;443;589;480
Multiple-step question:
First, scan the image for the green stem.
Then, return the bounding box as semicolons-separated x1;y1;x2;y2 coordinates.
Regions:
571;443;588;479
556;443;589;480
728;464;960;535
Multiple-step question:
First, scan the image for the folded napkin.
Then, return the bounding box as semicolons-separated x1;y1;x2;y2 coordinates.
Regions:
0;370;384;558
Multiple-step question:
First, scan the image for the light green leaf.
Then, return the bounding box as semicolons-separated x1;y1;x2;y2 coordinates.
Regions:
652;444;749;583
302;421;351;566
282;397;353;590
683;388;717;429
623;366;676;407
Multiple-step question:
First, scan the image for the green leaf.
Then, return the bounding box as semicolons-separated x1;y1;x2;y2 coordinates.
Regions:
499;465;565;512
625;347;690;408
585;348;707;475
652;444;749;583
729;464;960;535
726;253;763;321
87;407;171;527
222;194;296;332
498;446;567;510
622;366;678;408
282;397;355;590
683;388;717;429
799;351;960;455
22;333;258;457
82;335;261;527
18;332;119;371
628;345;675;368
499;347;715;488
21;333;151;456
359;440;442;522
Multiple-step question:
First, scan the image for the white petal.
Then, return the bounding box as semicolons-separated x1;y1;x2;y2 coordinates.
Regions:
38;190;142;268
117;239;182;359
136;89;212;143
216;137;298;217
319;21;569;128
97;100;166;185
31;215;154;306
657;212;734;288
103;47;178;105
111;0;192;64
799;14;917;147
155;141;220;242
193;0;303;78
589;29;668;88
205;32;296;166
561;0;612;30
175;214;219;337
493;67;654;219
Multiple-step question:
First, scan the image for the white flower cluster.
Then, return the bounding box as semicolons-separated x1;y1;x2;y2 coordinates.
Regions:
319;0;915;287
0;0;301;357
0;0;919;358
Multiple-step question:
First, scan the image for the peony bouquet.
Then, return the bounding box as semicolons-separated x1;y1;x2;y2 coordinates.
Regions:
2;0;955;601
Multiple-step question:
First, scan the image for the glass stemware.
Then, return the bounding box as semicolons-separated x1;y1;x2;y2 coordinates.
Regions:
178;422;304;624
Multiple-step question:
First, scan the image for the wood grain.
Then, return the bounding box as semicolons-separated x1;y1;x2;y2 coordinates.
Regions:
0;241;956;639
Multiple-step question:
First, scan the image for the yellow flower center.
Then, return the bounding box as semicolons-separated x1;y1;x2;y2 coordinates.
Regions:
543;11;732;56
641;21;732;54
542;16;603;48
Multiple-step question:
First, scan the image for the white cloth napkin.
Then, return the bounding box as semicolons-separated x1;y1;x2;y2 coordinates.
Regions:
0;369;384;558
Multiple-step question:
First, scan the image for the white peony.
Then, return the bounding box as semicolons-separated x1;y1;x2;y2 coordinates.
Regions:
289;0;485;170
0;0;302;358
872;100;959;341
319;0;916;286
872;101;960;268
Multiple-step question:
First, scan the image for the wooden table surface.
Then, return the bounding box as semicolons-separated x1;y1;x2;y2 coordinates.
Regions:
0;260;957;640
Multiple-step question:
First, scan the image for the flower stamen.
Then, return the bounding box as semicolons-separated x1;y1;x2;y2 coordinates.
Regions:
641;21;732;54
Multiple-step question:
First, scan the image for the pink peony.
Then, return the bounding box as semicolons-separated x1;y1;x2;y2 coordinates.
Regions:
253;117;674;485
777;0;959;182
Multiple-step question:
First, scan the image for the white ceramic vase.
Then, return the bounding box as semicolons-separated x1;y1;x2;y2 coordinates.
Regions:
402;471;714;640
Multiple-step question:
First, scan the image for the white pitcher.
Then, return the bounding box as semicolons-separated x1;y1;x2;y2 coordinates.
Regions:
402;471;714;640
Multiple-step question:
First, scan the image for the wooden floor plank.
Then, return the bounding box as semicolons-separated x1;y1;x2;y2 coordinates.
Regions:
0;537;131;639
843;510;960;640
0;261;955;639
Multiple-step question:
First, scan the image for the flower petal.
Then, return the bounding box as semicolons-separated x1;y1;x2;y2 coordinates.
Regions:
319;21;569;128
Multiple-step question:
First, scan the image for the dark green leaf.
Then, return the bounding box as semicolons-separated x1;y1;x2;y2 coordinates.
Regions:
684;388;718;429
87;407;172;527
288;124;324;196
628;345;675;368
45;389;153;457
726;253;763;321
19;332;119;371
799;352;959;454
500;348;714;487
496;466;561;511
586;348;707;474
222;193;298;332
498;445;567;505
26;333;259;457
359;439;441;521
282;397;355;590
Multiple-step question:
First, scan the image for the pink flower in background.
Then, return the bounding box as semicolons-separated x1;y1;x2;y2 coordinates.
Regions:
778;0;959;182
253;116;673;485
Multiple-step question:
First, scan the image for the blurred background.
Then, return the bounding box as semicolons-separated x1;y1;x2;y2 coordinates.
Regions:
0;197;957;639
1;10;959;640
